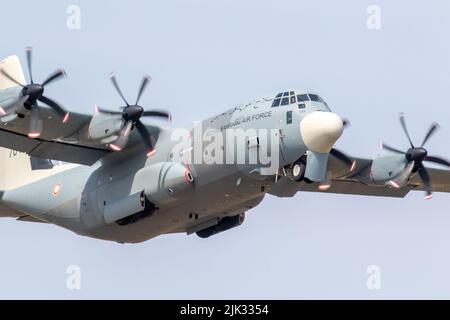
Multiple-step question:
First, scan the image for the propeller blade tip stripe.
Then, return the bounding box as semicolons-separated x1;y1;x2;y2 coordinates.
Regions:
0;106;6;115
425;194;433;200
62;112;70;123
147;149;156;157
109;144;122;151
318;184;331;191
28;132;41;139
388;180;400;189
350;160;357;172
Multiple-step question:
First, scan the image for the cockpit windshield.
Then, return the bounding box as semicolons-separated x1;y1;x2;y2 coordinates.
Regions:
272;91;325;107
308;94;323;103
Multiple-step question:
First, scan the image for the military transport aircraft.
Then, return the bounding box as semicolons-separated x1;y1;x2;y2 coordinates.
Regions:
0;48;449;243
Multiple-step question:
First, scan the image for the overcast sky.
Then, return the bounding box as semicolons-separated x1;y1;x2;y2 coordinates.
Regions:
1;0;450;299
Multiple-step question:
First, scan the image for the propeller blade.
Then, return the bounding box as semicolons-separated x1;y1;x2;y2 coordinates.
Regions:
135;75;151;105
330;148;356;171
141;110;171;120
0;95;29;115
342;118;351;129
96;106;123;115
424;155;450;168
0;69;24;87
41;69;66;87
421;122;439;147
135;120;155;155
110;73;129;106
399;113;414;148
109;121;133;151
26;47;33;84
418;164;433;199
28;106;42;138
380;142;406;155
38;95;69;122
388;161;414;188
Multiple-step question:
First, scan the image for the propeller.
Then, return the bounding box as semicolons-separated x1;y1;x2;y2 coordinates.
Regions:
330;147;356;172
315;118;355;190
0;47;69;138
96;73;171;156
381;113;450;199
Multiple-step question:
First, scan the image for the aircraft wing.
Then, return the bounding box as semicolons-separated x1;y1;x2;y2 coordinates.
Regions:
269;156;450;198
0;105;160;165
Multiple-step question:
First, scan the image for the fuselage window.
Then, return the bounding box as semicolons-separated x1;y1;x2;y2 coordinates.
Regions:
272;98;281;107
281;97;289;106
286;111;293;124
297;94;309;102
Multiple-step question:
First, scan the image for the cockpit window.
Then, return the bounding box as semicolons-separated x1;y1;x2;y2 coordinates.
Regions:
275;93;283;98
272;98;281;107
290;95;296;104
281;97;290;106
297;94;309;102
282;92;289;97
308;94;323;102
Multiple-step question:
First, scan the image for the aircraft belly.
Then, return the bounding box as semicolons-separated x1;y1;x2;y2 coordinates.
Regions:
82;167;269;243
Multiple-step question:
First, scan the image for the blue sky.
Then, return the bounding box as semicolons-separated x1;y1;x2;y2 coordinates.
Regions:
1;0;450;298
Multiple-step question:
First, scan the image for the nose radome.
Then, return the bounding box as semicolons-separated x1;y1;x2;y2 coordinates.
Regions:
300;111;344;153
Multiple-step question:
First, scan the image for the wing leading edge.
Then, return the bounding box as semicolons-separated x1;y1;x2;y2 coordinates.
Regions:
269;156;450;198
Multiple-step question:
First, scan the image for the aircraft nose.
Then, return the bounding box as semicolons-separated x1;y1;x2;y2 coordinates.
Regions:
300;111;344;153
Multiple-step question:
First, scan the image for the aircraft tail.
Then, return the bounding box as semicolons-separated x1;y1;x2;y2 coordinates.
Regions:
0;147;38;191
0;55;26;90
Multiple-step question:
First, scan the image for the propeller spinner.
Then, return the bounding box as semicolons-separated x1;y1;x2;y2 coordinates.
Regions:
381;113;450;199
96;73;171;156
0;47;69;138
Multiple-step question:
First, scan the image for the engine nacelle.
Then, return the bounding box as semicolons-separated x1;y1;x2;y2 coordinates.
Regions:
103;191;147;224
196;214;245;238
88;113;124;143
133;162;194;206
370;152;408;184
